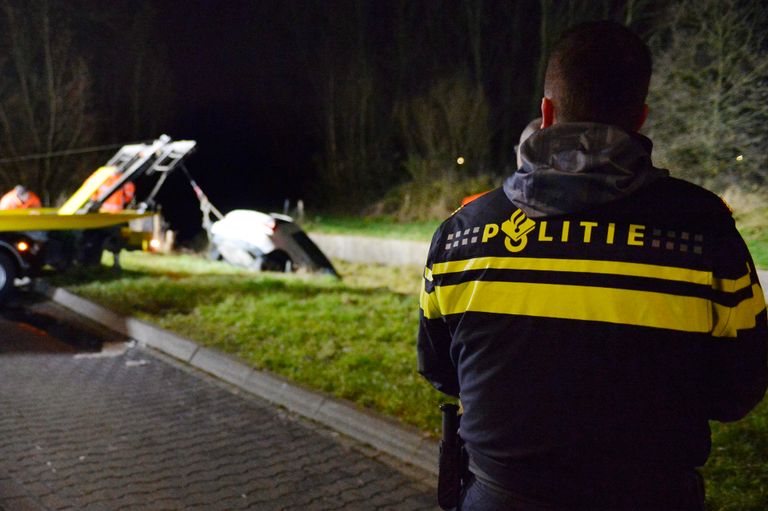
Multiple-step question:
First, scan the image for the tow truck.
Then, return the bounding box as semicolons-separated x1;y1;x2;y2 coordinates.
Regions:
0;135;196;301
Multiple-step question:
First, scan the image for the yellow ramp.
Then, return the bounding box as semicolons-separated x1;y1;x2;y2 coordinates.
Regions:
57;166;116;215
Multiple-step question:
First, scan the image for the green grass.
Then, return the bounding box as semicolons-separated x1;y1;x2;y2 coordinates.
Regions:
735;206;768;268
704;401;768;510
303;215;440;241
49;250;768;510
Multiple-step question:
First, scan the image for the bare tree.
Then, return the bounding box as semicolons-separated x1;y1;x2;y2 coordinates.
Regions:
0;0;97;204
645;0;768;192
286;0;397;207
397;72;491;179
90;1;173;142
386;72;495;220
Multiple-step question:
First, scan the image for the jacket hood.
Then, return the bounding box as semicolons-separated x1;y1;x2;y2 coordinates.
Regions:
504;123;669;218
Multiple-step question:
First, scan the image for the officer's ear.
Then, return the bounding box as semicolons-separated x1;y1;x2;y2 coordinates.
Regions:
541;98;555;128
634;104;649;132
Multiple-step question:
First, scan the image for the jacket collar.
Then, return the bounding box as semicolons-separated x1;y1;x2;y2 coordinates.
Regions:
504;123;668;218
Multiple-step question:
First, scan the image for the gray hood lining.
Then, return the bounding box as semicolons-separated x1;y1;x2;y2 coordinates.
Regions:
504;123;669;218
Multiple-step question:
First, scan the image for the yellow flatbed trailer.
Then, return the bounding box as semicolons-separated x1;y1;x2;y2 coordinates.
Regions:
0;208;154;301
0;209;152;232
0;136;196;301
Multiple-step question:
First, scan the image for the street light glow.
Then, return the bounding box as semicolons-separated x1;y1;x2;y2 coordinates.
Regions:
457;156;465;165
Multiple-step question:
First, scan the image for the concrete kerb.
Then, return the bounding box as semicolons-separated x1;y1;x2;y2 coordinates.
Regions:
308;233;430;267
33;282;439;477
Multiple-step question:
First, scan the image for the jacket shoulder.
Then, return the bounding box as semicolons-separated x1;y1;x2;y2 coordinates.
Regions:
610;176;734;227
654;177;732;215
426;187;509;264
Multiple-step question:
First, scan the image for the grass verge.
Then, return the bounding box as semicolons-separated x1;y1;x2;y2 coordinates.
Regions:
735;206;768;268
48;250;768;510
303;215;439;241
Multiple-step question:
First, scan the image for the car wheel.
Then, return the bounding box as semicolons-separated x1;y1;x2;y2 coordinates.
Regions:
0;251;18;302
262;251;292;273
208;245;222;261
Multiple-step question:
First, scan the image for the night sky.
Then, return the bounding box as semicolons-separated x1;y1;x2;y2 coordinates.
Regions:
148;1;542;240
149;2;319;239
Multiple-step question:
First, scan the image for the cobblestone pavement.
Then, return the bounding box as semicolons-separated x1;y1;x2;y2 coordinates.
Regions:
0;302;437;510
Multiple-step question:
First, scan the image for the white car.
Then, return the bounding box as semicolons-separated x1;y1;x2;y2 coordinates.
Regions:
209;210;339;277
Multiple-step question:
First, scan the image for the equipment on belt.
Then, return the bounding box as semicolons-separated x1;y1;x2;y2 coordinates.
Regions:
438;403;466;510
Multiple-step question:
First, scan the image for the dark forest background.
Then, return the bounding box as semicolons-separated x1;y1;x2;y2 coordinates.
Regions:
0;0;765;237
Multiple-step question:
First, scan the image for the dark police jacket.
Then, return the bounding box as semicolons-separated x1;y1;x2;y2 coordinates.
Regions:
418;123;768;507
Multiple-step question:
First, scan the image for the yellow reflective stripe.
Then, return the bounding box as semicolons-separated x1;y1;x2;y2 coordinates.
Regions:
424;266;433;282
713;283;767;338
434;280;711;333
431;256;711;285
712;265;766;338
420;279;442;320
712;268;752;293
434;256;712;284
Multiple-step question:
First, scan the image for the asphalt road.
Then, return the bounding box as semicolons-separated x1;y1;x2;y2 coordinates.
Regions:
0;297;437;511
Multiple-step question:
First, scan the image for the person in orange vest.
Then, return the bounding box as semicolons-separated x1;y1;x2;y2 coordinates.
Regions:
86;169;136;269
0;185;42;209
92;170;136;212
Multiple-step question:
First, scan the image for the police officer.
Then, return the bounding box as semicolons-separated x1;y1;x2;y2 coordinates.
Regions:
418;21;767;510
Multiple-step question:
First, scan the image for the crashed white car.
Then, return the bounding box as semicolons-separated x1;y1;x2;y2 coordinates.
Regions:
209;209;339;277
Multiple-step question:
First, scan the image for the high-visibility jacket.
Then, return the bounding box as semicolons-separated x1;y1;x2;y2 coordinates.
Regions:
0;188;41;209
418;124;767;507
93;174;135;212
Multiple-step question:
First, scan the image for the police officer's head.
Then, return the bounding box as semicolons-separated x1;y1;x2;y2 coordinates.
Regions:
541;20;652;133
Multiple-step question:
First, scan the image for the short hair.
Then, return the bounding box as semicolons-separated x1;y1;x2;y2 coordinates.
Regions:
544;21;652;132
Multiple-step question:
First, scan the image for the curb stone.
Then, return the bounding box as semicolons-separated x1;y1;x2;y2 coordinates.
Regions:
308;232;429;267
33;282;440;478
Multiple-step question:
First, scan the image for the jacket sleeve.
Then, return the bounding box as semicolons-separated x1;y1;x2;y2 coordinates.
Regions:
705;213;768;422
417;229;460;397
